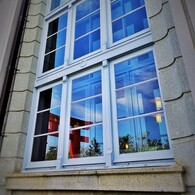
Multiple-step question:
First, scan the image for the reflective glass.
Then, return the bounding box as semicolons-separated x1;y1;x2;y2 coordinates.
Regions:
69;124;103;158
111;0;145;20
35;108;61;135
50;0;68;11
31;134;58;161
76;0;100;21
48;13;68;36
72;71;101;101
112;4;148;42
74;0;100;59
38;84;62;111
43;47;65;72
71;96;102;125
118;113;170;154
74;29;100;59
115;51;156;89
46;29;66;53
116;80;162;119
75;11;100;39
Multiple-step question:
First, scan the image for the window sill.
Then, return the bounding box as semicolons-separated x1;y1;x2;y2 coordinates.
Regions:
6;163;185;193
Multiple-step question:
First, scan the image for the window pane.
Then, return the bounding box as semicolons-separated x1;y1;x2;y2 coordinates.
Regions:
69;124;103;158
74;0;100;59
38;84;62;111
43;47;65;72
111;0;145;20
116;80;163;118
50;0;68;11
48;13;68;36
46;29;66;53
31;134;58;161
71;96;102;125
72;71;101;101
35;108;60;135
76;0;100;21
69;70;103;159
118;113;170;154
75;11;100;39
111;0;148;42
115;51;156;89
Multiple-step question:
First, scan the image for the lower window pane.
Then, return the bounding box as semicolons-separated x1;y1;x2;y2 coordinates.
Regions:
118;113;170;154
31;134;58;161
69;124;103;158
43;47;65;72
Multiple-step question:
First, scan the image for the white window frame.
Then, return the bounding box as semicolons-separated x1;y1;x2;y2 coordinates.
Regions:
110;47;173;163
23;0;173;172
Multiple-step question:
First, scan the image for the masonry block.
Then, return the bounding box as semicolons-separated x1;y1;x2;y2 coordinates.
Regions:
20;41;40;58
145;0;163;18
29;1;46;16
23;27;42;43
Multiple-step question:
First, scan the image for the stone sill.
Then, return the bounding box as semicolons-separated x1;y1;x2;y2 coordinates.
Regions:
6;164;185;193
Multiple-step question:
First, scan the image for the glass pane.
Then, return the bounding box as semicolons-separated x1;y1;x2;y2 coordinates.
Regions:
69;124;103;158
75;11;100;39
51;0;61;11
76;0;100;21
116;80;163;118
115;51;156;89
112;7;148;42
71;96;102;125
45;29;66;53
48;13;68;36
38;84;62;111
118;113;170;154
74;29;100;59
72;71;101;101
35;108;61;135
43;46;65;72
111;0;145;20
31;134;58;161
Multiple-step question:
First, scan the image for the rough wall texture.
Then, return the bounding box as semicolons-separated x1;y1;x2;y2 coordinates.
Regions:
145;0;195;194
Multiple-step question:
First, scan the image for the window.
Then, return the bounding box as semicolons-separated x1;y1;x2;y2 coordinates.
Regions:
24;0;172;171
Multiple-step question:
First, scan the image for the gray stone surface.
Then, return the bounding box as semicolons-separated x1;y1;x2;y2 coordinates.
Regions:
154;28;181;69
20;41;40;58
145;0;163;18
159;57;190;101
28;1;46;16
165;93;195;139
23;27;42;43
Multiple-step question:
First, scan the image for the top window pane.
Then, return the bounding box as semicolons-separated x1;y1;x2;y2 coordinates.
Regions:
76;0;100;21
50;0;68;11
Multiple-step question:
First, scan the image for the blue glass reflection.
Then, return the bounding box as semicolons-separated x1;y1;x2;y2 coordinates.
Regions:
76;0;100;21
74;29;100;59
48;13;68;36
46;29;66;53
75;11;100;39
115;51;156;89
72;71;102;101
112;7;148;42
118;113;169;154
116;80;162;119
51;0;61;11
111;0;145;20
43;47;65;72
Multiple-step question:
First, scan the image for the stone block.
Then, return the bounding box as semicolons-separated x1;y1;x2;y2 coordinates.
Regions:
26;14;44;29
29;2;46;16
165;93;195;139
154;28;181;69
0;133;26;158
9;91;33;112
159;57;190;101
20;41;40;58
31;0;46;5
4;111;30;134
17;56;38;74
149;2;174;41
13;73;35;92
172;136;195;186
145;0;163;18
23;27;42;43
